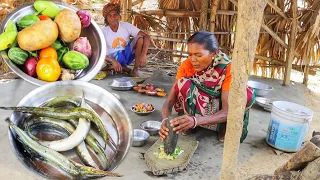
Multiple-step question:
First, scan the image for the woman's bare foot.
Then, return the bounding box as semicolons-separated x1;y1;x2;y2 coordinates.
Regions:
218;123;226;143
122;66;131;73
122;67;139;77
130;68;139;77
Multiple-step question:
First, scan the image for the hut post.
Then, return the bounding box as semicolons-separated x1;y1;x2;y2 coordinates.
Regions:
283;0;298;86
220;0;268;179
303;8;320;85
303;40;312;85
121;0;128;21
200;0;209;31
128;0;132;23
209;0;220;32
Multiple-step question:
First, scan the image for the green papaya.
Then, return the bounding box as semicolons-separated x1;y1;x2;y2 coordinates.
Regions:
33;1;60;19
62;51;89;70
8;47;29;65
17;14;40;29
164;118;179;155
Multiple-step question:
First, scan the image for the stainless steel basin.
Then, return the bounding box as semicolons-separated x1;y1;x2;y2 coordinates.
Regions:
132;129;149;147
0;3;106;86
8;81;132;179
248;80;273;97
110;77;137;91
140;120;161;136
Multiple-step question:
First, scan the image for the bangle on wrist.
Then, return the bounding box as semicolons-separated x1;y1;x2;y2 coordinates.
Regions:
192;116;197;129
162;118;168;123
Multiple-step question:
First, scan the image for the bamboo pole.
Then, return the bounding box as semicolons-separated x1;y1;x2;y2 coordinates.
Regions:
267;0;289;20
254;63;320;70
209;0;220;32
137;9;237;17
145;29;290;35
145;30;234;34
200;0;209;30
254;55;285;65
220;0;268;180
149;47;188;54
121;0;128;21
150;35;188;43
303;8;320;84
283;0;298;85
128;0;132;22
148;47;319;73
132;0;144;6
261;23;300;57
229;0;238;7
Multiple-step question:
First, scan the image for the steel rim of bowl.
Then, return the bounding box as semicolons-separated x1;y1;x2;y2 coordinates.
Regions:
110;86;134;90
139;120;161;131
7;81;133;177
133;129;150;141
248;81;274;91
0;3;107;86
109;78;137;87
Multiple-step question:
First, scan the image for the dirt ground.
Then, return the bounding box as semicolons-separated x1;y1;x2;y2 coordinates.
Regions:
236;74;320;179
0;72;319;180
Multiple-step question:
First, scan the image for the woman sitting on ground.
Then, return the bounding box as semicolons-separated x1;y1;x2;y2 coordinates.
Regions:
159;31;255;142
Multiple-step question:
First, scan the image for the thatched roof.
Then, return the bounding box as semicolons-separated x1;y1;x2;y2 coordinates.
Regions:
1;0;319;81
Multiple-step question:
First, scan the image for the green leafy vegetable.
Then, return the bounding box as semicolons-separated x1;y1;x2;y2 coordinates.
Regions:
154;145;184;160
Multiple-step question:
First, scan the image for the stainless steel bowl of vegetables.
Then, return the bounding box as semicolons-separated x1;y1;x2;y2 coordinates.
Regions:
0;2;106;86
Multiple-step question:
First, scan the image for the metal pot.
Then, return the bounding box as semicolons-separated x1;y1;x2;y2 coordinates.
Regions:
110;77;137;91
8;81;132;178
140;120;161;136
248;80;274;97
132;129;149;147
0;3;106;86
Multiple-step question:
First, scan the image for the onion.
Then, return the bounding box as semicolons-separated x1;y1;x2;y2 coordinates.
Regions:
76;10;91;28
24;57;38;77
73;37;92;58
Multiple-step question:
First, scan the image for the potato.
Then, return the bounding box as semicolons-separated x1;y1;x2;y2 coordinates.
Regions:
17;20;58;51
54;9;81;43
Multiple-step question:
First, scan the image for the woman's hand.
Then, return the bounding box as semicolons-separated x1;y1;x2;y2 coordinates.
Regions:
170;115;194;133
159;120;169;140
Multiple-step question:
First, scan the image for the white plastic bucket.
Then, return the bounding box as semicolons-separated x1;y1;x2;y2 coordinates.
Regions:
266;101;313;152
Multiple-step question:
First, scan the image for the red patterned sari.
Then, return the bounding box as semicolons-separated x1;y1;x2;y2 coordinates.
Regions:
174;51;256;142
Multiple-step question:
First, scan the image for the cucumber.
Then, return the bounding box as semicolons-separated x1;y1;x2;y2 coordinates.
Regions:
8;47;28;65
62;51;89;70
164;118;179;155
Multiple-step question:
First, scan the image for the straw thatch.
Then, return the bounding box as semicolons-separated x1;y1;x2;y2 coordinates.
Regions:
131;0;319;81
0;0;319;82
